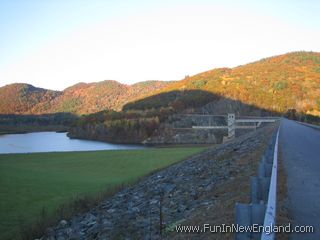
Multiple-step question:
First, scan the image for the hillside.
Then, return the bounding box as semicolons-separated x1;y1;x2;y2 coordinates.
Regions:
126;51;320;116
0;84;61;114
1;52;319;116
51;80;174;114
0;81;173;115
68;51;320;144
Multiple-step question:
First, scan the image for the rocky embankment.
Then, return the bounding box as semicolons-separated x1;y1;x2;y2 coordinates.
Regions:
44;123;278;240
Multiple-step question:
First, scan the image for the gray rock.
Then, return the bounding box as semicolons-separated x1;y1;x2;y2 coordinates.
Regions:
162;183;175;194
81;213;96;227
56;235;66;240
107;208;116;214
59;220;67;227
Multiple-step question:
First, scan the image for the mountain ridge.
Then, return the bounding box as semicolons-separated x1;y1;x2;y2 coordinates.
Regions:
1;51;319;116
0;80;173;114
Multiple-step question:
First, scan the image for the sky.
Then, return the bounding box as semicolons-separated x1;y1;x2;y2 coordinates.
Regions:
0;0;319;90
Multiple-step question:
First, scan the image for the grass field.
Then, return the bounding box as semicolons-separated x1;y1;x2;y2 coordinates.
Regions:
0;147;206;240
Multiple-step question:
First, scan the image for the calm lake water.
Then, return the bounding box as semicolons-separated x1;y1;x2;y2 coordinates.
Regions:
0;132;144;154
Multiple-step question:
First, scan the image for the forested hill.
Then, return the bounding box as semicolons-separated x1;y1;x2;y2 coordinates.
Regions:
0;83;61;114
126;51;320;116
0;80;173;115
49;80;173;114
1;51;320;116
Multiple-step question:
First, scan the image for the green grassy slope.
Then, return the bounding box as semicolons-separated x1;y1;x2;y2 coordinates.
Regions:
0;147;206;239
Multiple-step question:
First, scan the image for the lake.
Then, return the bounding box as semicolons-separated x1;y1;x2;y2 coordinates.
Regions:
0;132;144;154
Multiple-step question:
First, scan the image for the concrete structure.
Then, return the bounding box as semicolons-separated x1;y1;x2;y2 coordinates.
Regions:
228;113;236;139
189;114;278;140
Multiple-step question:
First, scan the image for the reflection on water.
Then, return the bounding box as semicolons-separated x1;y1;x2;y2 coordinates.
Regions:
0;132;144;154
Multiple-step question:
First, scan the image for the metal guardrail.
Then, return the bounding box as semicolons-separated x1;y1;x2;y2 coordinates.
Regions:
235;126;280;240
261;127;280;240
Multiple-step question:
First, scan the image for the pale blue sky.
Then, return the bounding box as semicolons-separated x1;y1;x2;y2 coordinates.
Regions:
0;0;319;90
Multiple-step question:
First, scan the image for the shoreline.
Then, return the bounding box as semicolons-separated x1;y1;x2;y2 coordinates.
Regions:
1;128;216;148
0;125;69;135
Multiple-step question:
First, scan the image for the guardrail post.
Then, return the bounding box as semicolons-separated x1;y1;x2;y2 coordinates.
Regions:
235;203;266;240
258;162;272;178
251;176;270;204
236;203;251;240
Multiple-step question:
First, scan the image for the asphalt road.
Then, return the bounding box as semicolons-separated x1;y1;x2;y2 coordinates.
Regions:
280;118;320;239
